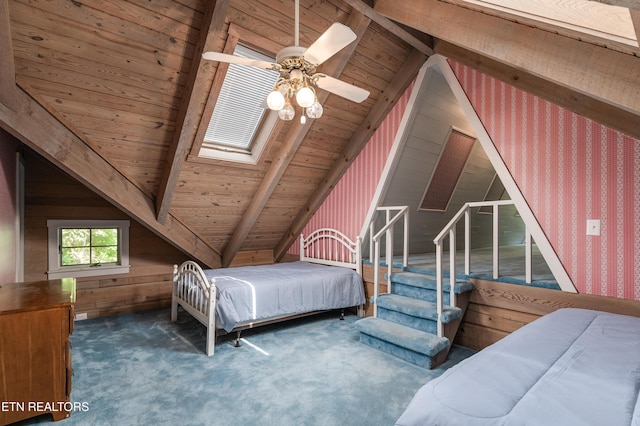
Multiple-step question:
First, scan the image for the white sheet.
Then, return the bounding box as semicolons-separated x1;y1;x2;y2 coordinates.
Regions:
396;308;640;426
203;261;365;332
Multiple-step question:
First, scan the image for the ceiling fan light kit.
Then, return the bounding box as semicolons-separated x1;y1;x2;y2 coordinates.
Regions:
202;0;370;124
267;68;322;122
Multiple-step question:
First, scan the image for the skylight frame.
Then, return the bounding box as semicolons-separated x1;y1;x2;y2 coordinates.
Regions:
198;43;281;164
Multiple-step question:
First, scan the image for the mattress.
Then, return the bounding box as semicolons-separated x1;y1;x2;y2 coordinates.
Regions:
203;261;365;332
396;308;640;426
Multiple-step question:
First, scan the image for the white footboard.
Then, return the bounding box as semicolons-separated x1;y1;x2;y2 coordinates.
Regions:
171;261;217;356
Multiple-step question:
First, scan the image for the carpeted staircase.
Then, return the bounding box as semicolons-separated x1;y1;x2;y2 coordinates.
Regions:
355;269;473;369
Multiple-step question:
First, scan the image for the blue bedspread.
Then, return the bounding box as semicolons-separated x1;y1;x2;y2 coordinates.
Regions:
396;308;640;426
203;261;365;332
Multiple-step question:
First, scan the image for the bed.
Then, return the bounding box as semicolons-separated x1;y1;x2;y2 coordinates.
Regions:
396;308;640;425
171;228;366;356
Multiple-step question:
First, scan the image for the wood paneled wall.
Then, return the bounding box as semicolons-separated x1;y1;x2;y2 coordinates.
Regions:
0;130;17;285
455;279;640;351
23;150;188;319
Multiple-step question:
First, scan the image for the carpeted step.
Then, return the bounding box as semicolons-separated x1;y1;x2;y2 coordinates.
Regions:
354;317;450;369
388;271;473;303
377;294;461;334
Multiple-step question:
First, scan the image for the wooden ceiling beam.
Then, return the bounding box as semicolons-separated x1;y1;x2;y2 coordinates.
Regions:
221;11;372;267
274;48;428;261
155;0;230;223
0;0;18;111
435;40;640;140
374;0;640;140
341;0;434;55
0;86;221;269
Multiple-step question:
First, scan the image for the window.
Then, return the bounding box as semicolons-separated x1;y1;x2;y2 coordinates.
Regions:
419;128;476;211
198;44;280;163
47;220;130;279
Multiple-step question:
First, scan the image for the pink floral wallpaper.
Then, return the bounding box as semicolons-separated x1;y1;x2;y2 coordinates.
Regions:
288;81;415;255
291;60;639;301
450;60;639;300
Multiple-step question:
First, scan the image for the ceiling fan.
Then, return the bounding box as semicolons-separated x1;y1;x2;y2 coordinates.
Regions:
201;0;370;124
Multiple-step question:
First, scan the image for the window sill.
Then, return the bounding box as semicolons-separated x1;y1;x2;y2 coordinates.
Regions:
47;265;130;280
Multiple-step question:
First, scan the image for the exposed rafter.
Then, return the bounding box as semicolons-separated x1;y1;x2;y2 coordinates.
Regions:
0;85;221;269
374;0;640;140
274;48;428;261
221;11;372;267
155;0;230;224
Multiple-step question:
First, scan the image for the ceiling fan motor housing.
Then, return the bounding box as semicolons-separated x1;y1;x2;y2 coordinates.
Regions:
275;46;318;78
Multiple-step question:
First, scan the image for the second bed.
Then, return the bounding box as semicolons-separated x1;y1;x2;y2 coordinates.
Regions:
171;228;366;355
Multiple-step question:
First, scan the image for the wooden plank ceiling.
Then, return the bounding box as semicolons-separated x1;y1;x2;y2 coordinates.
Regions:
1;0;639;269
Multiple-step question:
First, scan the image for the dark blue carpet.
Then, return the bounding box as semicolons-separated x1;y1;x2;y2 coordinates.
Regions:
19;309;475;426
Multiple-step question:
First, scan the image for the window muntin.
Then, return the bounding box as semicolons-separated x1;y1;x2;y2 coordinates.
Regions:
47;220;130;279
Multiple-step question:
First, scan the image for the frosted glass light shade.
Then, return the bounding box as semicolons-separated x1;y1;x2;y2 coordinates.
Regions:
306;101;323;119
278;103;295;120
267;90;285;110
296;87;315;108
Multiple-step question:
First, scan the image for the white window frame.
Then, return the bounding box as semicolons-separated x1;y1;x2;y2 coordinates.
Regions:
198;111;278;164
197;43;280;164
47;219;130;279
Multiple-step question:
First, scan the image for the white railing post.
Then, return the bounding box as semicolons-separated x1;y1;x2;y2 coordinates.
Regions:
525;227;532;283
403;210;409;270
493;204;499;279
435;242;444;338
369;206;410;319
449;228;457;308
385;209;392;294
464;208;471;276
434;200;518;332
369;221;374;262
373;240;380;317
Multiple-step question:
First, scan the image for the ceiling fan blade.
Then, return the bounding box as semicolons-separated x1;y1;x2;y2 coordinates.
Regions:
201;51;277;70
303;23;357;65
314;74;370;103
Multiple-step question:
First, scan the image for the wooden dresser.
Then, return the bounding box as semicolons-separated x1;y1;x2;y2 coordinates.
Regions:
0;278;76;425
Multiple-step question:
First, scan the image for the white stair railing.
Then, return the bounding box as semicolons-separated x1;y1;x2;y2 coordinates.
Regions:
433;200;530;337
369;206;409;317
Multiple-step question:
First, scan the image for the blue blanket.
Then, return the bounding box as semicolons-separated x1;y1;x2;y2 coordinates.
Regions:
396;308;640;425
203;261;365;332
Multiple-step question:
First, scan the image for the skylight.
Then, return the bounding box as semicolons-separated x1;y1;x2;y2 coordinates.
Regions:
419;128;476;211
202;45;280;153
